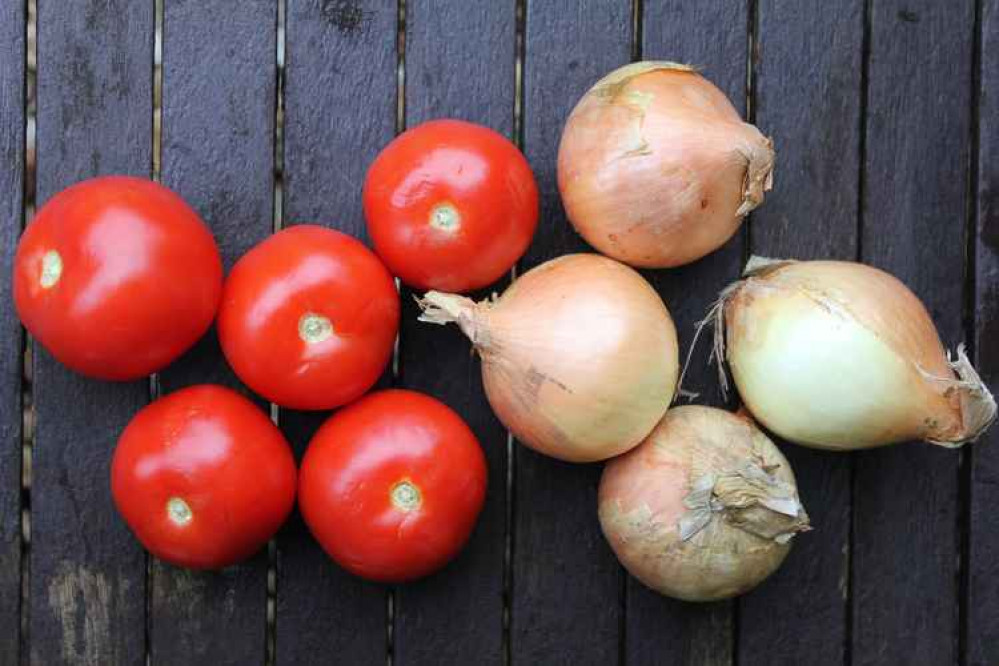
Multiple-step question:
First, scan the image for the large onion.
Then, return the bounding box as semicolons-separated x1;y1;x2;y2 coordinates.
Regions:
599;405;809;602
417;253;678;462
557;61;775;268
714;258;997;450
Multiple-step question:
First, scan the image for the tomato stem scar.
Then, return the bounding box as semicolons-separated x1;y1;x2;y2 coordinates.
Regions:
166;497;193;526
40;250;62;288
428;202;461;232
298;312;333;344
390;480;422;511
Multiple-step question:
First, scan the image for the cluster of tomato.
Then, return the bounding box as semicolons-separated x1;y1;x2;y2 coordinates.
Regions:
13;120;539;581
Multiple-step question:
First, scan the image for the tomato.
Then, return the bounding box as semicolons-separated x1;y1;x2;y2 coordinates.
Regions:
217;225;400;410
363;119;539;293
13;176;222;380
298;389;487;582
111;385;297;570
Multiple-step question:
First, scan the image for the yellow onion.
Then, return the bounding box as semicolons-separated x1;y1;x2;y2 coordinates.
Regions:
598;405;809;602
417;253;678;462
557;61;774;269
713;258;997;450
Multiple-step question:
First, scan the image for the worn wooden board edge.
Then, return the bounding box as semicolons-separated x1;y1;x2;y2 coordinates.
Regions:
511;2;630;664
30;1;153;664
852;2;974;664
736;2;862;664
968;0;998;664
393;1;516;664
0;0;25;662
275;2;398;664
151;2;277;664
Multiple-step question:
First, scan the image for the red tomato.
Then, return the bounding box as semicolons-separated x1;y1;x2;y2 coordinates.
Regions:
13;176;222;380
363;119;539;293
217;225;400;410
298;389;487;582
111;385;297;570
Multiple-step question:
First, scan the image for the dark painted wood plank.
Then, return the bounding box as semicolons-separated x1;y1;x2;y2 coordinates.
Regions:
969;1;999;663
31;2;152;665
513;2;629;664
0;0;25;662
275;2;396;664
625;3;749;664
394;2;514;664
737;2;862;665
151;2;276;665
854;2;974;664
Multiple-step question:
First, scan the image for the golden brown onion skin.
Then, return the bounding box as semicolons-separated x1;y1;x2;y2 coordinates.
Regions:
598;406;808;602
558;62;774;268
418;254;679;462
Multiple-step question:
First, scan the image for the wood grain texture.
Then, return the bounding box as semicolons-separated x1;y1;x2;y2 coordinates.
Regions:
275;2;397;664
151;2;276;664
854;1;974;664
31;2;152;664
512;2;629;664
625;2;749;664
737;2;863;665
394;2;514;664
0;0;24;662
969;0;999;663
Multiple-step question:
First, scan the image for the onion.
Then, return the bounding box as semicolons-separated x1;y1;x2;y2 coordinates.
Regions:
712;257;997;450
598;405;809;602
417;253;679;462
557;61;775;269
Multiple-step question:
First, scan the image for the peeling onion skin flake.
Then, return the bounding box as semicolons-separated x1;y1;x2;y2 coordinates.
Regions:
598;405;810;602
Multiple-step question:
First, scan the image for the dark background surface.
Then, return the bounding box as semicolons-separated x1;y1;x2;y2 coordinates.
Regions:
1;0;997;664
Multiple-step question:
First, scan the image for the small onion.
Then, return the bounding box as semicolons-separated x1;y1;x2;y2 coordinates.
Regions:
714;257;997;450
598;405;809;602
557;61;775;269
417;253;678;462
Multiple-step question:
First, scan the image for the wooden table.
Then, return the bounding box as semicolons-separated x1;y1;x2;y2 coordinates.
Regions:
1;1;996;664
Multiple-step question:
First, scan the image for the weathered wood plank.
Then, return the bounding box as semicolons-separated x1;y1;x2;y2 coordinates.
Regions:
854;1;974;664
512;2;630;664
275;2;397;664
737;2;862;665
151;2;276;664
969;0;999;663
394;2;514;664
625;2;749;664
0;0;25;662
31;2;152;664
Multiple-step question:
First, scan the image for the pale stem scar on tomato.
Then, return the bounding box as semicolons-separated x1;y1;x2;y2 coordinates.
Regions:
39;250;63;288
298;312;334;344
428;202;461;233
166;497;193;526
390;479;422;512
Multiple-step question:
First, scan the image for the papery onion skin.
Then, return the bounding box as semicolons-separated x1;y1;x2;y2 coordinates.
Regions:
557;61;774;269
722;259;997;450
418;253;679;463
598;405;809;602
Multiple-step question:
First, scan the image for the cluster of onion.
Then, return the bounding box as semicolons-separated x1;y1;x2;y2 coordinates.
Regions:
417;61;995;603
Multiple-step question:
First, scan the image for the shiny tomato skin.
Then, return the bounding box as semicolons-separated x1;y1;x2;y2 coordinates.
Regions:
111;384;297;570
299;389;487;582
363;119;539;293
217;225;400;411
13;176;222;380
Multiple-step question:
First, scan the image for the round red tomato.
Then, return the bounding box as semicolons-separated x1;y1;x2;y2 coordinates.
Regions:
363;119;539;293
298;389;487;582
111;384;297;570
13;176;222;380
217;225;400;411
